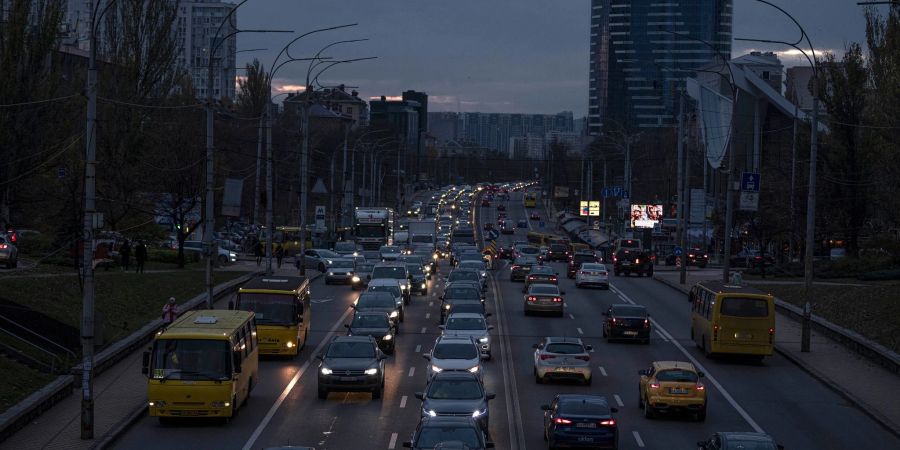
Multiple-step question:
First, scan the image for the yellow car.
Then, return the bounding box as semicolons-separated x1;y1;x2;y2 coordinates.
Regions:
638;361;707;421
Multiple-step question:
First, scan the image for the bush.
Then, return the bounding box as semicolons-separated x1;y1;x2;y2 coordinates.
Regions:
147;248;199;264
815;255;897;279
858;269;900;281
15;232;55;256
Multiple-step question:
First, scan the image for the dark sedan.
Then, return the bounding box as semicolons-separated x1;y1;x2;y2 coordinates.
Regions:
542;394;618;449
602;304;650;344
416;372;495;431
403;416;494;450
697;432;784;450
510;256;539;281
345;312;396;354
440;285;484;324
316;336;387;399
546;243;569;262
354;291;403;324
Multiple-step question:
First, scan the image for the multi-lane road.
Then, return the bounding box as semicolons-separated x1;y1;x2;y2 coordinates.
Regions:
112;190;900;450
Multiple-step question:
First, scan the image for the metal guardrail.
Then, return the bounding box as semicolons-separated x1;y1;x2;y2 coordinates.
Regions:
0;327;63;374
0;313;76;374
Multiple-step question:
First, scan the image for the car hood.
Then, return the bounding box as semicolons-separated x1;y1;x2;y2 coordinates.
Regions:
322;357;377;370
357;306;399;315
431;357;480;370
422;398;487;415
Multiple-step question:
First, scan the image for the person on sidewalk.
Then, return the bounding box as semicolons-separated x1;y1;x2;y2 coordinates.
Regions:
162;297;180;325
254;240;264;266
135;240;148;273
275;243;284;268
120;239;131;271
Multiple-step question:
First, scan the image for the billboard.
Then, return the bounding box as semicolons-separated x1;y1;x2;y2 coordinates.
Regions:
630;204;663;228
579;201;602;217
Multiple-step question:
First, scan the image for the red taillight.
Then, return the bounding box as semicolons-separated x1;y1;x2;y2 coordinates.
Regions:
0;244;6;249
713;324;719;341
540;354;556;360
575;355;590;361
554;418;572;425
696;383;705;391
610;317;616;326
549;276;557;281
769;327;775;335
599;419;616;426
9;235;15;243
769;327;775;343
528;296;537;302
553;297;562;302
650;382;660;389
635;258;640;264
643;319;649;328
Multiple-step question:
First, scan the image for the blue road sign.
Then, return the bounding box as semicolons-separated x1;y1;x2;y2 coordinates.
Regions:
673;246;683;257
741;172;760;192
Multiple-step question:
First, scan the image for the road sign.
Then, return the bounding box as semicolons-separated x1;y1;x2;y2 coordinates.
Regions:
676;256;682;268
741;172;760;192
739;191;759;211
315;206;326;231
312;178;328;194
673;246;683;257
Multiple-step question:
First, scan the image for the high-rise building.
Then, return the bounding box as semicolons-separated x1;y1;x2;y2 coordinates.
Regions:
428;111;575;157
176;1;237;100
588;0;732;133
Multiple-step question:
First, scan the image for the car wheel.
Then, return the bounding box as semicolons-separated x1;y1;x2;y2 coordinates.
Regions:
643;399;654;419
217;255;227;265
372;385;383;399
696;405;707;422
317;388;328;400
318;263;326;272
584;376;592;386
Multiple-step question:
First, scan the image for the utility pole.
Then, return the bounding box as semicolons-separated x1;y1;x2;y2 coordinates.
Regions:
204;53;217;308
722;133;737;283
265;102;274;275
299;86;311;275
802;96;819;352
253;114;263;225
676;92;687;284
789;101;798;262
341;122;351;228
80;12;99;439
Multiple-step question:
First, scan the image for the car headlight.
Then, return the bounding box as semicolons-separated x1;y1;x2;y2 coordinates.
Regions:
320;367;333;375
421;282;426;289
401;284;408;290
444;304;450;310
424;266;431;272
478;337;489;343
472;408;487;418
328;272;334;276
431;364;443;373
426;409;438;417
352;276;360;282
468;366;479;373
383;334;393;341
389;311;399;318
364;368;378;375
325;259;332;264
433;254;439;260
285;341;295;348
210;400;231;408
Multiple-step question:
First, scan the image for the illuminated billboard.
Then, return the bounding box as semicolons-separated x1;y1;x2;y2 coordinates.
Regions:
579;200;601;217
630;204;663;228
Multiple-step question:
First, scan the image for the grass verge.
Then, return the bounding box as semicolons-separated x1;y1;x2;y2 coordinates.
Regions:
0;356;55;413
761;283;900;353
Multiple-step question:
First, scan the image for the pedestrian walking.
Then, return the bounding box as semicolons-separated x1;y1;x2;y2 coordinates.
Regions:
135;240;148;273
275;243;284;268
162;297;180;325
254;240;264;266
120;239;131;271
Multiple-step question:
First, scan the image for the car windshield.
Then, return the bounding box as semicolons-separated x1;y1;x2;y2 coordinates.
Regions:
444;287;480;299
610;305;647;317
656;369;699;382
530;267;554;275
406;264;424;275
720;297;769;317
459;262;483;270
326;341;375;358
352;314;389;329
550;244;567;252
416;427;480;448
372;267;407;279
368;285;402;297
529;285;559;295
519;247;540;255
559;399;609;416
317;250;341;258
449;271;480;282
446;317;486;331
581;264;605;271
573;254;595;263
545;343;585;354
334;242;356;252
427;379;483;400
433;342;478;359
356;262;375;272
724;439;778;450
514;258;536;266
330;260;354;269
152;339;230;381
238;293;296;325
357;294;397;308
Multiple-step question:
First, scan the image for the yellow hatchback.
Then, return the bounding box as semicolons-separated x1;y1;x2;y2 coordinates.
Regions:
638;361;707;421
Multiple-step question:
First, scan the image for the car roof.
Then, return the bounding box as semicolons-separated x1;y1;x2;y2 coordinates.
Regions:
528;283;559;291
369;278;402;286
374;262;405;267
545;336;584;345
653;361;697;371
556;394;611;410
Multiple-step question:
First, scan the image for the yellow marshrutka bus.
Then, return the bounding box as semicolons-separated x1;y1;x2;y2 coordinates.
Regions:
689;281;775;360
143;310;258;420
524;193;537;208
235;275;311;356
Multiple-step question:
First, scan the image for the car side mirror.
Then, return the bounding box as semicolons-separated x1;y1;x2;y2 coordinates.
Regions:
422;353;431;360
532;343;541;349
698;371;705;378
350;304;357;310
540;404;551;411
485;313;492;317
585;345;593;351
141;351;150;375
487;325;494;330
610;407;619;413
638;369;648;376
378;354;387;361
415;392;424;400
438;325;445;329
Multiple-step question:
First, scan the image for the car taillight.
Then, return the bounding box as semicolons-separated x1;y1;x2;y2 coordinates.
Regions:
696;383;705;391
528;296;537;302
540;354;556;360
650;382;660;389
599;419;616;426
643;319;649;328
610;318;616;326
0;244;6;249
635;258;640;264
552;297;562;302
554;418;572;425
575;355;590;361
713;324;719;341
549;276;557;281
769;327;775;343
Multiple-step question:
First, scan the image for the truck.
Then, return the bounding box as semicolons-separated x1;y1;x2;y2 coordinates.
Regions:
407;219;437;250
612;238;654;277
354;207;394;250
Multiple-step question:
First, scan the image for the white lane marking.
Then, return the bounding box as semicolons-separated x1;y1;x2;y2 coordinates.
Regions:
400;395;408;408
615;286;766;434
388;432;398;449
489;273;527;449
415;344;421;353
577;327;584;335
633;431;645;448
613;394;624;407
420;327;427;334
655;330;670;342
568;313;575;319
425;313;431;319
408;367;416;377
242;306;355;450
598;366;607;377
429;301;434;307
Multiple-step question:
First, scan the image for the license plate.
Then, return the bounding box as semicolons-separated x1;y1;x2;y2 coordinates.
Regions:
735;332;753;339
623;331;638;336
340;377;358;382
621;262;631;266
576;423;596;429
670;388;689;394
555;367;572;372
183;410;200;416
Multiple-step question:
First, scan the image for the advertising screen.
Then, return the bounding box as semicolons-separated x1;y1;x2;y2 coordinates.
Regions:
630;204;664;228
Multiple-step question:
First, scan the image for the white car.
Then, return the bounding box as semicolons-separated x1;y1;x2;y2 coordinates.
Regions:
575;263;610;289
423;335;483;382
533;336;593;385
441;312;493;359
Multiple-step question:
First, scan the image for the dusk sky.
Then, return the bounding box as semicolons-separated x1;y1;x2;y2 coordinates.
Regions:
237;1;874;116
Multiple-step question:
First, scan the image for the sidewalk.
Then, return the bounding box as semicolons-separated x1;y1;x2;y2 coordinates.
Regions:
1;264;315;450
653;268;900;436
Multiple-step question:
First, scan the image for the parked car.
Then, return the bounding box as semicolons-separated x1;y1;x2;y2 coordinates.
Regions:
182;240;237;265
730;249;774;268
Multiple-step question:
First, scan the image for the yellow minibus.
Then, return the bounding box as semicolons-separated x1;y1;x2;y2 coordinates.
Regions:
690;281;775;360
235;275;311;356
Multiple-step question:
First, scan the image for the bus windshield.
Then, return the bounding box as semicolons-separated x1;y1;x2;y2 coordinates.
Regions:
356;225;386;238
152;339;230;381
239;293;296;325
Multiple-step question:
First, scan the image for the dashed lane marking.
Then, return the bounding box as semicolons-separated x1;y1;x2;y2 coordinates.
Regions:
598;366;607;377
614;394;624;407
400;395;407;408
408;367;416;377
568;313;575;319
633;431;645;448
388;432;398;449
425;313;431;319
577;327;584;335
420;327;427;334
415;344;421;353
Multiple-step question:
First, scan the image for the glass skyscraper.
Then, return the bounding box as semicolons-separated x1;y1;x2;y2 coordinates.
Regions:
588;0;732;134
